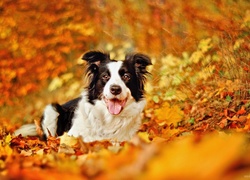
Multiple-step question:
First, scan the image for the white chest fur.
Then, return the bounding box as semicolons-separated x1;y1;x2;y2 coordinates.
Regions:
68;92;146;142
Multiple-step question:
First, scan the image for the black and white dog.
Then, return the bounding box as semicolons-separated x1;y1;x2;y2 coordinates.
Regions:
15;51;151;143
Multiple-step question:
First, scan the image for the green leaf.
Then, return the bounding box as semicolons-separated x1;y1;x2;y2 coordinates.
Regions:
189;118;195;125
219;70;224;78
153;95;160;103
226;95;232;102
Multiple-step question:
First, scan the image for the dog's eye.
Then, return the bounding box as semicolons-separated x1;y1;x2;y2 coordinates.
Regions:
122;73;131;81
102;74;110;81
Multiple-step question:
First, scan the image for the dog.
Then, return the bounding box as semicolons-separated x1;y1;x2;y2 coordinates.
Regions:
15;51;152;143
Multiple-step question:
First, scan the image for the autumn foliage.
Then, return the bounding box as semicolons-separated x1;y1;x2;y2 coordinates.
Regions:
1;0;250;179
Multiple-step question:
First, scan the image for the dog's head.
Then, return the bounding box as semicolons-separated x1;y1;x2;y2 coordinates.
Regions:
82;51;152;115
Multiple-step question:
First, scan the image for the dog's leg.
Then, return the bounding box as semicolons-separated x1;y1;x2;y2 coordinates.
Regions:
42;98;81;138
41;104;59;137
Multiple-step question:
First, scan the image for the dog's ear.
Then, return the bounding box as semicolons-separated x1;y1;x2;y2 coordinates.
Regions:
82;51;110;66
125;53;152;74
82;51;110;103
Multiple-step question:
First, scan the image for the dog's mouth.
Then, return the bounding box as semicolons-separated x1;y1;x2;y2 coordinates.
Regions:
104;97;127;115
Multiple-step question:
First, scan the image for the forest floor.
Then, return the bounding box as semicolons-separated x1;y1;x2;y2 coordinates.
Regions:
1;53;250;179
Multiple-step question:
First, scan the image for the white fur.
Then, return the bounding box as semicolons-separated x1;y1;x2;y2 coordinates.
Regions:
14;124;37;137
68;91;146;142
103;62;129;100
41;104;59;137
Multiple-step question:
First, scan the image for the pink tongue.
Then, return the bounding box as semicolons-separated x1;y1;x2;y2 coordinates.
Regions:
108;99;123;115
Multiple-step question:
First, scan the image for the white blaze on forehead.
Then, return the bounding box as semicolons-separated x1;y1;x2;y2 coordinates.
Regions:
105;61;124;91
107;61;123;80
103;61;131;109
103;61;131;115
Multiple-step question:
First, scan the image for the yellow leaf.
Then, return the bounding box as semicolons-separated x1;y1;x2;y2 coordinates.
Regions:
36;149;44;156
61;73;73;82
190;51;203;64
0;145;13;157
0;134;13;157
58;144;75;154
233;38;244;50
198;38;213;53
138;132;151;143
59;133;78;147
154;102;183;125
48;77;63;91
5;134;12;144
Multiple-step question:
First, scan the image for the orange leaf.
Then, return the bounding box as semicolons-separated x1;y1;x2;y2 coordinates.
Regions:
236;106;246;115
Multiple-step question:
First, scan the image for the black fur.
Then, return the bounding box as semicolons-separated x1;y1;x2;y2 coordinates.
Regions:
82;51;111;104
56;97;81;136
46;97;81;137
123;53;152;101
82;51;110;64
82;51;152;103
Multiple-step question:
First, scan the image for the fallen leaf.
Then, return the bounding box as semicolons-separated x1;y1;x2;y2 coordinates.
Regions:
58;144;75;154
59;133;78;147
236;106;246;115
154;102;184;125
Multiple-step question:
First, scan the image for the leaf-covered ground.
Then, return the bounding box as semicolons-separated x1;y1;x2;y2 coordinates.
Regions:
1;41;250;179
1;123;250;179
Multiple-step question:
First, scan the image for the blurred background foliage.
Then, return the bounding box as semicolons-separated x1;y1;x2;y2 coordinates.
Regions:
1;1;250;178
0;0;249;127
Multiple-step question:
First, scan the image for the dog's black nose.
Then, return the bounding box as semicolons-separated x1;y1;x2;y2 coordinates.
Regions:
110;85;122;95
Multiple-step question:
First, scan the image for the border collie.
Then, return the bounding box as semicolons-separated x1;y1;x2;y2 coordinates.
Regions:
15;51;152;143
